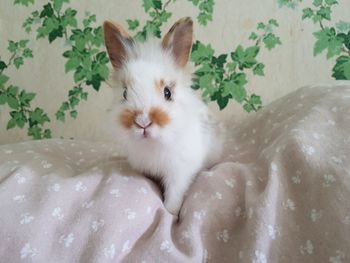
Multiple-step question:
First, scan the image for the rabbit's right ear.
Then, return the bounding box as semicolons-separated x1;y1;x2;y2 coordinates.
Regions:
162;17;193;68
103;21;133;69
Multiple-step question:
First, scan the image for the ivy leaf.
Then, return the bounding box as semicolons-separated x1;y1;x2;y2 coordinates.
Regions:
153;0;162;9
96;52;109;64
7;118;17;130
65;57;80;73
43;129;52;138
223;80;246;102
313;0;323;7
210;90;229;110
337;32;350;50
158;11;172;24
7;95;20;109
0;92;7;105
48;25;64;43
127;19;140;31
253;63;265;76
336;21;350;33
317;6;331;21
16;118;26;128
195;64;211;76
345;32;350;51
73;66;85;82
249;32;258;40
29;108;50;125
226;62;237;72
19;40;29;48
231;45;259;70
28;126;42;140
143;0;161;12
70;110;77;119
40;3;54;18
243;94;262;112
81;92;88;101
268;19;279;27
191;41;215;65
86;74;103;91
263;33;282;50
197;13;212;26
83;14;96;27
62;50;73;58
198;74;215;91
8;41;18;53
23;48;33;58
250;94;262;105
0;74;10;86
243;103;253;113
313;28;343;58
9;111;26;128
215;94;229;110
257;22;265;30
332;55;350;80
8;85;19;96
222;73;247;102
61;101;70;111
190;0;214;25
62;8;78;28
14;0;34;6
325;0;337;5
278;0;302;8
14;57;24;69
19;91;36;106
96;64;109;80
69;96;79;108
53;0;69;12
302;8;314;20
144;21;161;38
56;110;65;122
0;60;7;70
213;54;227;68
245;46;260;59
37;16;61;40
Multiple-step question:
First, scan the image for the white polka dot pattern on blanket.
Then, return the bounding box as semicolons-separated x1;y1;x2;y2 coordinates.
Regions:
0;86;350;262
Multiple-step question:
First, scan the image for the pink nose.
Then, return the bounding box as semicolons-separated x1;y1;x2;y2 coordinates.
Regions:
134;120;152;129
134;114;152;129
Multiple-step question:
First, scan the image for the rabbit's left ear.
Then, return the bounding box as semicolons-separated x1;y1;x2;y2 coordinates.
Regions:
162;17;193;68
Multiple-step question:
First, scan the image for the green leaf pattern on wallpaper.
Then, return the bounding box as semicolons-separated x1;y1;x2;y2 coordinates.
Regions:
279;0;350;80
0;39;51;139
1;0;348;140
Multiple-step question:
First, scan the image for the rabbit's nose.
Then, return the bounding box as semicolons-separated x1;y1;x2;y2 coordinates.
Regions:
134;114;152;129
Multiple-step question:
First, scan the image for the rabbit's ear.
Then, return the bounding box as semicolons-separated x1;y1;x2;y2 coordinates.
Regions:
162;17;193;67
103;21;134;69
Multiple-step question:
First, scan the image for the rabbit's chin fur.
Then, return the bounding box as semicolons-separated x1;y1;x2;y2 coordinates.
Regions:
110;39;222;215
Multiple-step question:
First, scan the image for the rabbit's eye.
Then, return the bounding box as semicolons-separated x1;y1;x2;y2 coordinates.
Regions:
123;88;127;100
164;86;171;101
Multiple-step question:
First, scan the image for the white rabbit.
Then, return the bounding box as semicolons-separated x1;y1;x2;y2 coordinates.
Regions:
103;17;222;215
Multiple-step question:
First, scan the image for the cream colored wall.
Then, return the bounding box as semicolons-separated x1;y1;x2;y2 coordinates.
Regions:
0;0;348;145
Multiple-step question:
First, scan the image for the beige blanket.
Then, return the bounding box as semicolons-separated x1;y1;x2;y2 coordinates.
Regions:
0;85;349;262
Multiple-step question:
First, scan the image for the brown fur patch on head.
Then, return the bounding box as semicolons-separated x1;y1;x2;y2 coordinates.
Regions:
119;110;141;129
154;79;165;93
149;107;170;127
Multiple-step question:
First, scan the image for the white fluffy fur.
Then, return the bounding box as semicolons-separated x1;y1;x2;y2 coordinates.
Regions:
111;39;222;215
